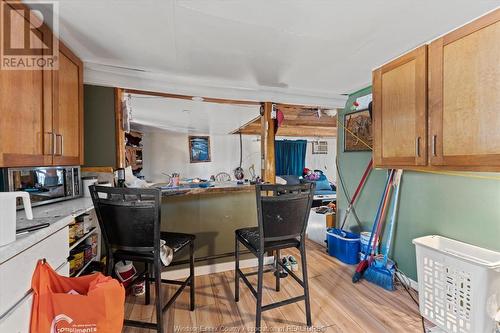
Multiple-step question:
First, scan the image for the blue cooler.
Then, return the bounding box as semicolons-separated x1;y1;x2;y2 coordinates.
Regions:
326;228;360;265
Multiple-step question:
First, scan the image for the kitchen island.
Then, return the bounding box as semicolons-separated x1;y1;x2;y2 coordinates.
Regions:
158;182;259;272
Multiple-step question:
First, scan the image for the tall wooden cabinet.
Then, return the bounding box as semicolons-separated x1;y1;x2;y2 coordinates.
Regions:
0;2;83;167
0;5;53;167
372;46;427;167
52;44;84;166
372;9;500;171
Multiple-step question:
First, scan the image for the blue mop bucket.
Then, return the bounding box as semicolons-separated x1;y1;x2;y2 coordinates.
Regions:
326;228;360;265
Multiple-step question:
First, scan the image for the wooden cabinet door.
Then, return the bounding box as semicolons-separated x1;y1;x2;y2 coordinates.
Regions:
372;45;427;167
52;43;83;166
429;10;500;170
0;5;53;167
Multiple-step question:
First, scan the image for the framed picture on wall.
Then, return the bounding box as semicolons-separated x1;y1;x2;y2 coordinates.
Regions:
344;109;372;152
188;136;211;163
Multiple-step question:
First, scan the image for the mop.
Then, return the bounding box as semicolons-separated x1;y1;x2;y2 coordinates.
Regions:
352;170;394;283
364;170;403;290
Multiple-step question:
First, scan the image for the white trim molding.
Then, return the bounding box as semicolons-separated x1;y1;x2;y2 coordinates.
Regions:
396;271;419;292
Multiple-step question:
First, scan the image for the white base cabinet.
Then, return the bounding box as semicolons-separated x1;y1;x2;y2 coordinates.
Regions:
0;227;69;332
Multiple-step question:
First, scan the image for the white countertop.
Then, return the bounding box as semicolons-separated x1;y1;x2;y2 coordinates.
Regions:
0;197;94;265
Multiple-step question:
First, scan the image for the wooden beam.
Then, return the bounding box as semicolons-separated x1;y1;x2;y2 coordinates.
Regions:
240;125;337;137
114;88;126;168
276;126;337;137
229;116;261;134
122;88;261;106
261;102;276;183
234;113;337;137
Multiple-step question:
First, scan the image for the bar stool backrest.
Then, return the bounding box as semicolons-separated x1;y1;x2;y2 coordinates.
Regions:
256;183;315;244
90;185;161;253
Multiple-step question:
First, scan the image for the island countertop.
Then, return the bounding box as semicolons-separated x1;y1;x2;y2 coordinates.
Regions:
157;181;255;198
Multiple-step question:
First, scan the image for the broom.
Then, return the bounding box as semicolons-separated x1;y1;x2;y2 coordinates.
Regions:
352;170;394;283
364;170;403;290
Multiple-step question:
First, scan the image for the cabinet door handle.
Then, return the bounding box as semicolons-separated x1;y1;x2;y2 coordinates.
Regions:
52;132;56;156
432;135;437;156
44;132;55;155
415;137;421;157
55;134;63;156
60;134;64;156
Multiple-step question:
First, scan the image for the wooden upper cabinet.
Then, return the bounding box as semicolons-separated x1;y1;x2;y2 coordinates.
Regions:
429;9;500;169
52;43;84;166
372;45;427;168
0;5;53;167
0;3;83;168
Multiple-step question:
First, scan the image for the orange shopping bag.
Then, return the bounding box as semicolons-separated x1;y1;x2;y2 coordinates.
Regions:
30;260;125;333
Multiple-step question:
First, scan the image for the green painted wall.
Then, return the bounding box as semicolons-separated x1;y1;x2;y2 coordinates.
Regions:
337;87;500;280
83;85;116;167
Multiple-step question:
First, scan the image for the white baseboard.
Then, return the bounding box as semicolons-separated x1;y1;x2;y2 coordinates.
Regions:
396;271;419;291
161;256;274;280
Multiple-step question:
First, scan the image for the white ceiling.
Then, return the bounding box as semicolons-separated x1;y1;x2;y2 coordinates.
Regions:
39;1;499;106
128;94;260;135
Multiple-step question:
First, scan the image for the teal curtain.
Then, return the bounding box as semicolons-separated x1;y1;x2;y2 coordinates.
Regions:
275;140;307;176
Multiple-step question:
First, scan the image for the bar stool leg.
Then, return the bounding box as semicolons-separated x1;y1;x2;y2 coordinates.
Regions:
255;253;264;331
154;258;163;333
145;263;151;305
275;249;281;292
189;241;195;311
300;242;312;327
234;235;240;302
106;250;113;276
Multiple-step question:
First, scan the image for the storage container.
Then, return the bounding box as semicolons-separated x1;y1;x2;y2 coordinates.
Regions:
413;235;500;333
86;234;98;257
326;228;360;265
83;244;93;263
68;221;76;244
74;220;84;238
71;245;86;272
76;213;93;233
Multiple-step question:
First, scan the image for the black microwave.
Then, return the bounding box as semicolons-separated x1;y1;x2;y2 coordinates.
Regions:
0;166;81;208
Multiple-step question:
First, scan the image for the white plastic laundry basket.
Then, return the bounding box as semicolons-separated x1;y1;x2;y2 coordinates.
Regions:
413;235;500;333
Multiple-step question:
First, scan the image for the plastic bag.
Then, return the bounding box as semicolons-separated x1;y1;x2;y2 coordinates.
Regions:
30;260;125;333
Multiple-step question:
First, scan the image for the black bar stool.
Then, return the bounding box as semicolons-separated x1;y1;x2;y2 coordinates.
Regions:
90;185;195;333
234;183;315;330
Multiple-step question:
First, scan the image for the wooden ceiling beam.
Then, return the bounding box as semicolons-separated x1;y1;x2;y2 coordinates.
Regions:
238;125;337;137
123;88;261;106
231;113;337;135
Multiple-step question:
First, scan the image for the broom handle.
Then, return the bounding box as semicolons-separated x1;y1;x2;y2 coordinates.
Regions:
363;170;392;261
372;170;395;255
351;158;373;204
383;170;403;263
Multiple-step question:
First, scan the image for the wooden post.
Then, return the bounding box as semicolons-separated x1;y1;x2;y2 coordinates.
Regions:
114;88;126;169
260;102;276;183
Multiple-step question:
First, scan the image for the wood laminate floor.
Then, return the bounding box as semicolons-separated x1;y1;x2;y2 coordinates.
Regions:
123;240;425;333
